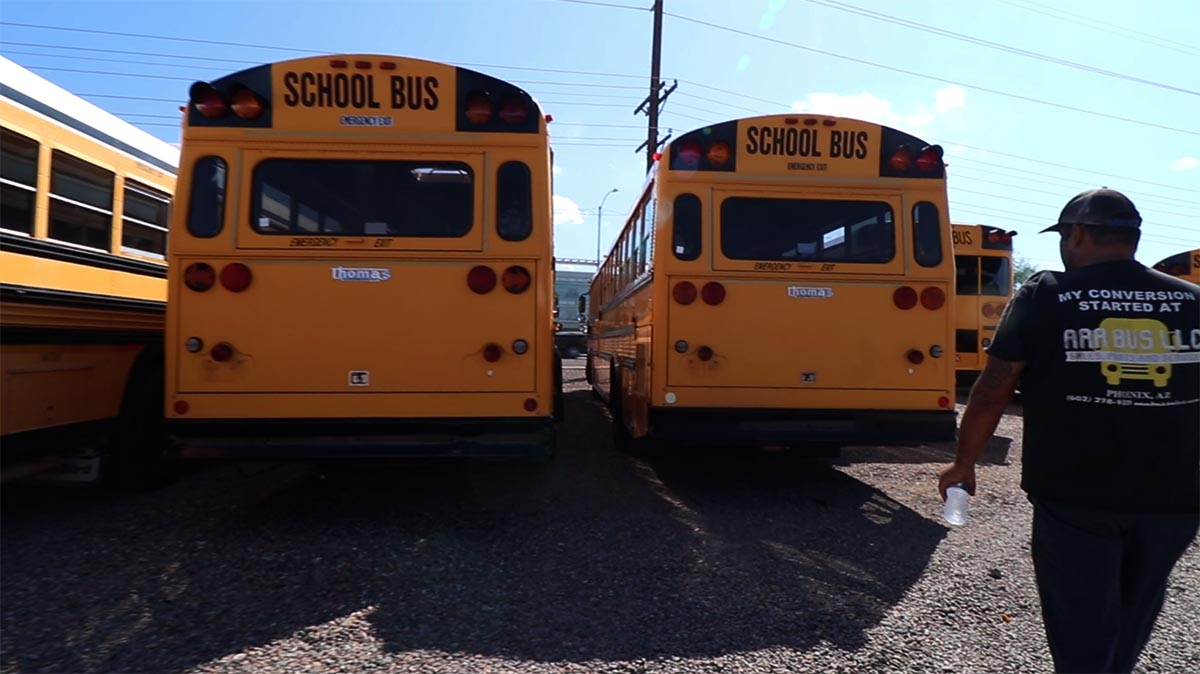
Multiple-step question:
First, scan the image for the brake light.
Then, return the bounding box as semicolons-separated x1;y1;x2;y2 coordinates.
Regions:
173;400;190;415
706;141;731;168
920;286;946;310
982;303;996;318
893;286;918;310
906;349;925;364
192;86;226;119
677;140;702;168
231;88;264;120
498;95;529;125
220;263;252;292
468;265;497;294
888;147;912;172
523;398;538;412
701;281;726;306
483;344;502;362
464;91;492;125
915;145;944;171
938;396;952;408
501;265;531;294
697;346;714;361
211;342;235;362
672;281;697;305
184;262;215;292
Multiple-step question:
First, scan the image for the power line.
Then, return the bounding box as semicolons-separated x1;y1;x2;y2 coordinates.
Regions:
948;157;1200;207
0;21;322;54
554;0;648;11
803;0;1198;96
663;10;1199;137
994;0;1200;57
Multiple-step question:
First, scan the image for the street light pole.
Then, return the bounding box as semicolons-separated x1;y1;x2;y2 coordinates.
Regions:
596;188;618;266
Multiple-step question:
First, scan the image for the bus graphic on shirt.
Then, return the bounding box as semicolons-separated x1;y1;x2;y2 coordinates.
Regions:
1095;318;1172;387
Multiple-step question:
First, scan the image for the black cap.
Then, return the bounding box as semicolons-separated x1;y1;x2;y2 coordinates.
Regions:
1040;188;1141;233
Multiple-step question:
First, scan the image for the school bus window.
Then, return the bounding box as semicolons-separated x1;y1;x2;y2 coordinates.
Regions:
720;198;894;263
187;156;226;238
0;128;38;235
955;255;980;295
121;181;171;257
981;256;1011;296
912;201;943;267
250;159;474;237
496;161;531;241
673;193;701;260
48;150;114;250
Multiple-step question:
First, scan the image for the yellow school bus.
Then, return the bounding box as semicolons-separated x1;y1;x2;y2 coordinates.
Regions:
1153;249;1200;285
952;223;1015;374
583;114;957;451
166;54;557;460
1;56;178;484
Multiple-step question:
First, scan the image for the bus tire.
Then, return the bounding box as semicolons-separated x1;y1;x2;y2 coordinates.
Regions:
109;346;177;490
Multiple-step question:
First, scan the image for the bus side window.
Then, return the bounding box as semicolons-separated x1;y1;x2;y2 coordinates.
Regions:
673;193;701;261
188;156;227;238
497;161;531;241
912;201;943;267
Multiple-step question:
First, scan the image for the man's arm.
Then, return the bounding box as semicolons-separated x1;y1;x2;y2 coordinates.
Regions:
938;356;1024;499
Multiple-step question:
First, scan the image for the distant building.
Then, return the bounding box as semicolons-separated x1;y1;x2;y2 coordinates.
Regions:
554;268;593;331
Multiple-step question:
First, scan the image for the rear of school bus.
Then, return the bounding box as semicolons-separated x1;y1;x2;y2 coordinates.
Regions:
642;115;956;447
952;224;1015;373
165;55;556;460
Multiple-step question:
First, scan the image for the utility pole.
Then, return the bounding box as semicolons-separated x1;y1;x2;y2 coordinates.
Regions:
635;0;675;172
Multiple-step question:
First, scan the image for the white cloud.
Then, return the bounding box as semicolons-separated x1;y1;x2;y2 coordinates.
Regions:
1169;156;1198;171
934;86;966;112
790;87;966;132
552;165;563;174
553;195;584;226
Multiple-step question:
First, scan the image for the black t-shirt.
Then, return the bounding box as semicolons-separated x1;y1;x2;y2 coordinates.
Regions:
988;259;1199;513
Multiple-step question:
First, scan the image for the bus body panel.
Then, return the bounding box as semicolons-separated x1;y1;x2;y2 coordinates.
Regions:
175;259;539;395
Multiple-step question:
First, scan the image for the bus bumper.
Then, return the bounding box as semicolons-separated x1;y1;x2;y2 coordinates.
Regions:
167;418;555;460
649;407;956;445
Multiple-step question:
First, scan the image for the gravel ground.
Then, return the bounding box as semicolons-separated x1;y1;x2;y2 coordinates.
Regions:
2;363;1197;673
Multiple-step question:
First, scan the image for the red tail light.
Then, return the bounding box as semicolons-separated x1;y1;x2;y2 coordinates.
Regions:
231;88;264;120
888;147;912;172
916;145;944;171
184;262;215;292
498;95;529;125
982;303;996;318
211;342;235;362
193;88;226;119
697;346;714;361
906;349;925;364
938;396;952;408
468;265;497;294
706;141;731;168
173;400;190;415
677;140;702;167
920;286;946;310
329;59;348;68
701;281;726;305
501;265;531;294
483;344;502;362
893;286;918;310
220;263;252;292
354;60;372;70
464;91;492;125
523;398;538;412
673;281;697;305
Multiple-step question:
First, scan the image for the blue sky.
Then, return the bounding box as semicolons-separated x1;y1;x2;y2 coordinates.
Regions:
2;0;1196;273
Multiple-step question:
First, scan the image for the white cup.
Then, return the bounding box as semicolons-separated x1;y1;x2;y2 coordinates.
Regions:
943;484;969;526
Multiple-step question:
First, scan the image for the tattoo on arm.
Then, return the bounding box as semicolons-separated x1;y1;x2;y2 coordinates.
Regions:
971;358;1023;406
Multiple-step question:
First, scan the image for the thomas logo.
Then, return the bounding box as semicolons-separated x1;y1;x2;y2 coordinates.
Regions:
331;267;392;282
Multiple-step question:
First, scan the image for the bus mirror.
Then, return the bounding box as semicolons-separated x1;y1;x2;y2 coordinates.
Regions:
577;295;587;314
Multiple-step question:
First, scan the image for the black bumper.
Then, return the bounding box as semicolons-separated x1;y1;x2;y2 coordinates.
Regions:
168;418;555;460
649;407;956;445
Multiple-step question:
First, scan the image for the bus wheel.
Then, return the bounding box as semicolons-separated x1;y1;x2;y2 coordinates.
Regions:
110;355;177;490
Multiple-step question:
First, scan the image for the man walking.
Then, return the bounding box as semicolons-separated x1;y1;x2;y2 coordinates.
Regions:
939;188;1199;673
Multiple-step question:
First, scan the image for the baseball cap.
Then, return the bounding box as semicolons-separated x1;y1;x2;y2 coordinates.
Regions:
1040;187;1142;233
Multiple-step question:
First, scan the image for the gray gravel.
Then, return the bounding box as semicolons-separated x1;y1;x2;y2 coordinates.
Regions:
2;366;1197;673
